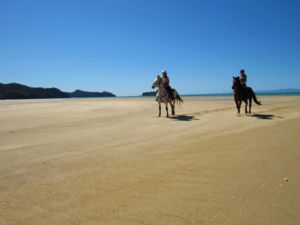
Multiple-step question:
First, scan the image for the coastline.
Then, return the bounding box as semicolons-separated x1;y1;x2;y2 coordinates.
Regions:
1;92;299;102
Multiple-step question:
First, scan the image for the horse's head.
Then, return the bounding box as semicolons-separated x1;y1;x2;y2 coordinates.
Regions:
232;76;240;89
152;75;163;89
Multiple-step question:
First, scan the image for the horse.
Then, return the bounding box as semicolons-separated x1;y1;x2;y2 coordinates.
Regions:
232;76;261;114
152;75;183;117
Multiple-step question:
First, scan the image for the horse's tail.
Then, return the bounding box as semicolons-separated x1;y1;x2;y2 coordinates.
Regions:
174;91;183;107
250;88;261;105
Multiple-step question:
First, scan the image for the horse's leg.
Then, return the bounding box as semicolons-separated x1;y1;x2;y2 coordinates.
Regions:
238;100;242;114
172;102;175;115
158;101;161;117
170;101;175;115
165;103;169;117
244;99;248;114
234;98;239;113
249;98;252;114
236;99;241;114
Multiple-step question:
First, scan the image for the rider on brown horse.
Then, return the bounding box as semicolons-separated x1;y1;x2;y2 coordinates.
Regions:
232;71;261;114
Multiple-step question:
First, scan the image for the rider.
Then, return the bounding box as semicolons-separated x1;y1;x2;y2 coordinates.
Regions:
239;69;247;88
162;70;174;99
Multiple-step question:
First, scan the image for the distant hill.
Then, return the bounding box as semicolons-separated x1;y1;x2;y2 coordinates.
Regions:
142;91;157;96
0;83;70;99
70;89;115;98
0;83;116;100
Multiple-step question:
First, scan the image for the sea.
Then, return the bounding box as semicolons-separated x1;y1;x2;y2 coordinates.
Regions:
118;91;300;99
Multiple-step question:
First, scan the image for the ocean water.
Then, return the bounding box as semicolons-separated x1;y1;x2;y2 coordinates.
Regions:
118;91;300;99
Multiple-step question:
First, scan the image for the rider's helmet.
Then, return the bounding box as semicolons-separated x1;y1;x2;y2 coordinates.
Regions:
240;69;245;74
162;70;167;75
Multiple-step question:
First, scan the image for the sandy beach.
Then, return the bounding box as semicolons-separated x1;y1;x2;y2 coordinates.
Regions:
0;95;299;225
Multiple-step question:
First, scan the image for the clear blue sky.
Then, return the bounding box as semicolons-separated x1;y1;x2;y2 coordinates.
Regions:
0;0;299;96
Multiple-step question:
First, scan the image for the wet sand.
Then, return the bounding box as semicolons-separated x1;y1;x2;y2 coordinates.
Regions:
0;96;300;225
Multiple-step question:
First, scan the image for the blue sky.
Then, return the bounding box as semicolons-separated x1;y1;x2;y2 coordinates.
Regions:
0;0;299;96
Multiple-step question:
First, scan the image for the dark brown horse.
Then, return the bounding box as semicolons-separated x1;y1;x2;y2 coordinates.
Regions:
232;76;261;114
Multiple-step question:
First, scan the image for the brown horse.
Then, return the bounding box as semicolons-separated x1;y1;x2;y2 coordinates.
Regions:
232;76;261;114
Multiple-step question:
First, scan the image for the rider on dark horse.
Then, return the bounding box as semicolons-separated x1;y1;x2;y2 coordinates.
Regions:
232;69;261;114
162;70;174;99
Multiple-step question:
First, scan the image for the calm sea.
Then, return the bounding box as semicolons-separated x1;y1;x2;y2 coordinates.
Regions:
118;92;300;98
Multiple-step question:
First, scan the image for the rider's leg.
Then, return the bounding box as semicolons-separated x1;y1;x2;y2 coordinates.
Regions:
166;86;173;99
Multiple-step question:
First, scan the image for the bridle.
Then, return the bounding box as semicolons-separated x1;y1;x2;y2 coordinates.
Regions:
152;77;169;100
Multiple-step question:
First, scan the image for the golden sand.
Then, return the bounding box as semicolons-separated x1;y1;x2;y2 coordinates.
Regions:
0;96;300;225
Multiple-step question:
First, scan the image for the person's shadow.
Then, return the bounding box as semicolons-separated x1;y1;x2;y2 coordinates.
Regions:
170;115;198;121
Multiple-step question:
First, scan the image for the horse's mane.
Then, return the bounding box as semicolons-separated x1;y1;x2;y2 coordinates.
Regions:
233;76;241;85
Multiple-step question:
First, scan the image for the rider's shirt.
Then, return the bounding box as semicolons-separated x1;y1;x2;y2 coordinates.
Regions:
239;74;247;86
163;76;170;87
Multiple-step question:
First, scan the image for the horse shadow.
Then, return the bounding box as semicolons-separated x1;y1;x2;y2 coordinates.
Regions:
249;113;283;120
250;113;274;120
170;115;198;121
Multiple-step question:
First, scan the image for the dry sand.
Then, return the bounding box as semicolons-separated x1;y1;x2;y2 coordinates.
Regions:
0;96;300;225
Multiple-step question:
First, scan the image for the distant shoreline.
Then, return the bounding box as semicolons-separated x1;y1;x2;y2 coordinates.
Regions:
119;92;300;98
1;92;300;101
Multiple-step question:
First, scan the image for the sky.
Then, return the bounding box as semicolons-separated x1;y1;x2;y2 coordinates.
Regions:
0;0;300;96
